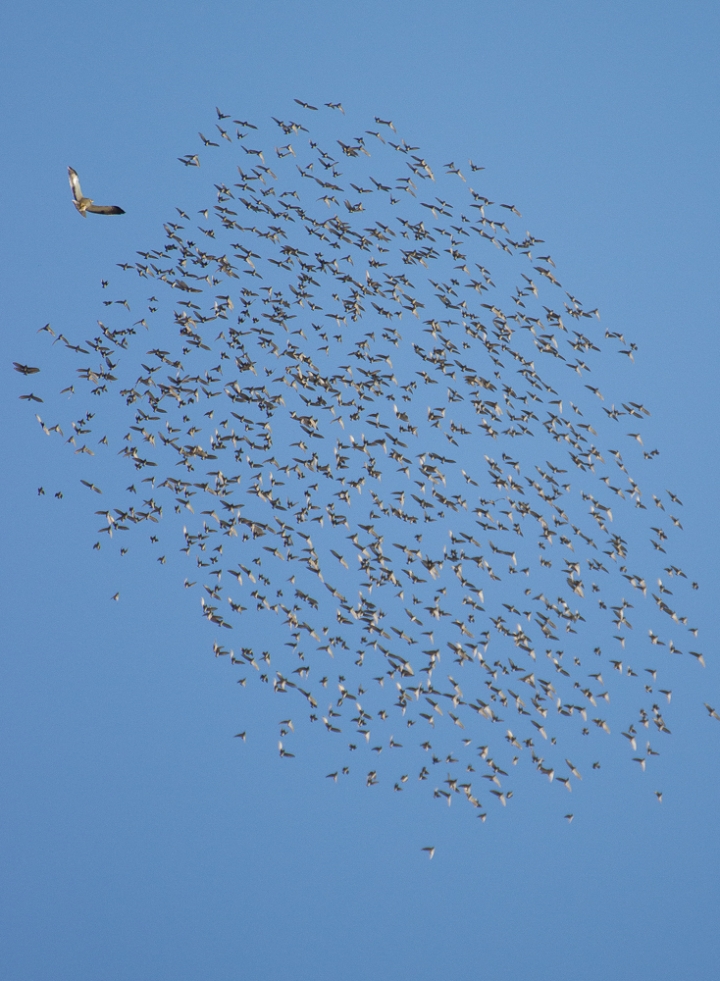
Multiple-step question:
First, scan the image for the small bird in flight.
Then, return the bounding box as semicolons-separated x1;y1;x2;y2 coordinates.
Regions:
68;167;125;217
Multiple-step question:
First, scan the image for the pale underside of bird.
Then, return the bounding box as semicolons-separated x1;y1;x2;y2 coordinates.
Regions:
68;167;125;217
18;107;706;831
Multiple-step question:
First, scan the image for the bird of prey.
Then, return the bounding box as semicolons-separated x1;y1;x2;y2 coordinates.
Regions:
67;167;125;217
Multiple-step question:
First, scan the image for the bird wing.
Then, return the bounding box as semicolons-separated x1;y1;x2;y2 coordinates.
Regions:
67;167;83;202
86;204;126;215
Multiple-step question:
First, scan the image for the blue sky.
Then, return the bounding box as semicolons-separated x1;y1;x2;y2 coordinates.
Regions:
2;3;719;979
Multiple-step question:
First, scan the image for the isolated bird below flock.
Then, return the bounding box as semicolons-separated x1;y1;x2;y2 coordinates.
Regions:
68;167;125;217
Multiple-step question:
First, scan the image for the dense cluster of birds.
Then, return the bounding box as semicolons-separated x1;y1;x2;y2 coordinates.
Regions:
19;102;709;823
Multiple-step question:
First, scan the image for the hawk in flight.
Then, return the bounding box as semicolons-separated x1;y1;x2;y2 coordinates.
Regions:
68;167;125;217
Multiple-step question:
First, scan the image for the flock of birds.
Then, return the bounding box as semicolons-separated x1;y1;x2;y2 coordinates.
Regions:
18;102;710;833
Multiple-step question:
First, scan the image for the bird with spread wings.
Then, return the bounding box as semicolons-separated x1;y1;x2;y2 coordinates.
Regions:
68;167;125;217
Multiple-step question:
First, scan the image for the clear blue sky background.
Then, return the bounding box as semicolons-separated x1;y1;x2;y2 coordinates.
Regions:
1;3;719;979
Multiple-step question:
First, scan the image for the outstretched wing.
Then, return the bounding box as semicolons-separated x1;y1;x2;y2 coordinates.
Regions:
86;204;125;215
67;166;83;202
